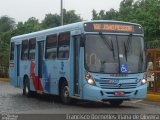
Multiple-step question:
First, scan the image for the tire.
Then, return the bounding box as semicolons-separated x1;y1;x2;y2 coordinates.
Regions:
61;83;71;104
23;77;31;97
109;100;123;107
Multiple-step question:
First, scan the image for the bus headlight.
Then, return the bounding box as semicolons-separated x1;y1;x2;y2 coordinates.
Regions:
85;72;95;85
87;78;95;85
141;79;147;85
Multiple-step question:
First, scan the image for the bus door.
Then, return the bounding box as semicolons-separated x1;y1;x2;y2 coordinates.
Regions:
73;36;81;95
37;41;44;91
15;44;20;87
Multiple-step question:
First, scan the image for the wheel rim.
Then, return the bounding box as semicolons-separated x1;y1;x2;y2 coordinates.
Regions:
62;86;70;103
63;86;69;98
24;78;30;96
25;85;29;95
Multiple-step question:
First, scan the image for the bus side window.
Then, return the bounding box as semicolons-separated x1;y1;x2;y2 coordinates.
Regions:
10;42;15;60
45;34;57;59
58;32;70;59
29;38;36;60
21;40;28;60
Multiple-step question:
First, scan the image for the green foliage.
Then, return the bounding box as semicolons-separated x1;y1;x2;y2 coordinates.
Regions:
42;13;60;29
119;0;134;21
0;15;15;33
41;9;82;29
0;16;15;69
92;9;118;20
14;17;41;35
63;9;82;24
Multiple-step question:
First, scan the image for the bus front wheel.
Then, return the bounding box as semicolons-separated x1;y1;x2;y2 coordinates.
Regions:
61;83;71;104
109;100;123;107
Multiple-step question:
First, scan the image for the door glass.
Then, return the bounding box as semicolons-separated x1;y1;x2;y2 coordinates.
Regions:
74;36;80;94
38;42;44;78
17;45;20;76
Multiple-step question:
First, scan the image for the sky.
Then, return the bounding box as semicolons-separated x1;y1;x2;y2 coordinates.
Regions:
0;0;123;23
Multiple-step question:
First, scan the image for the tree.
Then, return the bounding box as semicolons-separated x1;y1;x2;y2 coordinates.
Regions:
63;9;82;25
42;13;61;29
11;17;42;37
92;9;99;20
0;15;15;33
41;9;82;29
0;16;15;71
118;0;134;21
92;9;118;20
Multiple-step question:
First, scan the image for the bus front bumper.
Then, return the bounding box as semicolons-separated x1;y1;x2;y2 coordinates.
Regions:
82;84;147;102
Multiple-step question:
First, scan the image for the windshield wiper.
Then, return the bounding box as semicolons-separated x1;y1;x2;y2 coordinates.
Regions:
124;42;128;61
100;34;115;59
100;34;112;50
126;34;132;52
111;40;115;59
124;34;132;61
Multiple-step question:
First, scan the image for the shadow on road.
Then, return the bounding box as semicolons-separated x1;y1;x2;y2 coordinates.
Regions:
76;101;139;109
17;93;140;109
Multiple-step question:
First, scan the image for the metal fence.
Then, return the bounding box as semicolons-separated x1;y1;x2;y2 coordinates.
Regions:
146;49;160;93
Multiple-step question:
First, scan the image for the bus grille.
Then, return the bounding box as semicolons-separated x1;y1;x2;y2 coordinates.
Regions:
95;79;137;89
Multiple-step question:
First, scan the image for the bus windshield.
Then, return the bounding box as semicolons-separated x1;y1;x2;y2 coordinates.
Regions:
85;34;145;74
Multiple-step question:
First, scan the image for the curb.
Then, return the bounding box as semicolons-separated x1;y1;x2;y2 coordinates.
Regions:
0;78;9;82
146;94;160;102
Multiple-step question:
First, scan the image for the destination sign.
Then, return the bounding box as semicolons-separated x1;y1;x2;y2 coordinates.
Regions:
84;22;143;34
93;24;133;32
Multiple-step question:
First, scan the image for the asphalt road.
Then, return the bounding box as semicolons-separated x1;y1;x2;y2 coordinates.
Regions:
0;81;160;115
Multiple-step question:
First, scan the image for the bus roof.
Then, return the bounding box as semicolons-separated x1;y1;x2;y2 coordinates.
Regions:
11;20;142;42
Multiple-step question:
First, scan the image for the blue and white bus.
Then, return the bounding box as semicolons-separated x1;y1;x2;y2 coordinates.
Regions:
9;20;147;106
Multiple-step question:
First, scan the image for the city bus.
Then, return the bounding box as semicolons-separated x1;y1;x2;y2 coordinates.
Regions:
9;20;147;106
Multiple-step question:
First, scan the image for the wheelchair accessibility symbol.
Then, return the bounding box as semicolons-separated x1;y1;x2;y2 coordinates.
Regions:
120;64;128;73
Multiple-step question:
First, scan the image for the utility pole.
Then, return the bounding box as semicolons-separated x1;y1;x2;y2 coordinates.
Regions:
61;0;63;25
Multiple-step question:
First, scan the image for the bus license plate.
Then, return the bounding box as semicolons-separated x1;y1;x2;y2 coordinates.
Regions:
114;91;125;96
